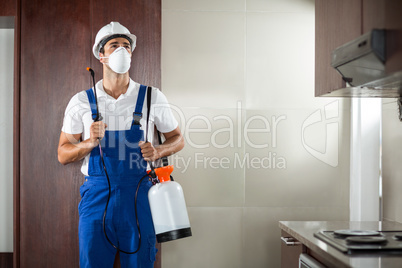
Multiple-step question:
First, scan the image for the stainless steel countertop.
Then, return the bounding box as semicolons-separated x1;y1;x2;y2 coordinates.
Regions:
279;221;402;268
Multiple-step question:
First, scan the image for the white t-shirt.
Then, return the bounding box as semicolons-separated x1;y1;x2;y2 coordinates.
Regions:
62;79;178;175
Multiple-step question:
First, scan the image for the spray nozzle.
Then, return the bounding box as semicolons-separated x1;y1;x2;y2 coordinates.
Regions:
86;67;94;75
155;165;174;183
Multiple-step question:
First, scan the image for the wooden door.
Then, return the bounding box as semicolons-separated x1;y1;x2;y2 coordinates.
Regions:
17;0;161;267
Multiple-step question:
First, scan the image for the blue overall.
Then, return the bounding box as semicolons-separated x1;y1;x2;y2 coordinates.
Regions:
78;85;158;268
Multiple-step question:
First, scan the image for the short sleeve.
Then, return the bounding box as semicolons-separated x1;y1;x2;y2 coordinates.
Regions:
61;93;85;134
151;89;178;133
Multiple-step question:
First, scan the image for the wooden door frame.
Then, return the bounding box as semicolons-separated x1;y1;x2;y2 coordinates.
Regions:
13;0;21;266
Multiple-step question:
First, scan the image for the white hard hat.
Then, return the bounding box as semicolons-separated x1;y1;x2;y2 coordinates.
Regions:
92;21;137;59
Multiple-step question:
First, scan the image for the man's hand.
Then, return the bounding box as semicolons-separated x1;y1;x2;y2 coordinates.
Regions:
138;127;184;163
89;121;107;145
139;141;160;162
58;121;107;165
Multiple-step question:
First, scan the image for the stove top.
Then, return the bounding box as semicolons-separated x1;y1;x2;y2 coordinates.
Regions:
314;230;402;255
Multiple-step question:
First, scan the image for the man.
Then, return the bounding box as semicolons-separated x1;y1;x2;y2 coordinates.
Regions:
58;21;184;268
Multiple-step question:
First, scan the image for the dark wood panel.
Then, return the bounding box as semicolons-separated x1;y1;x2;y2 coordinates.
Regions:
280;230;302;268
384;0;402;74
17;0;162;267
0;0;16;16
363;0;385;32
315;0;362;96
91;0;161;89
363;0;402;75
19;0;90;267
14;1;21;268
0;253;13;268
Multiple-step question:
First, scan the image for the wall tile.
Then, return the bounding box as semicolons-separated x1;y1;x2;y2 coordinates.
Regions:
162;207;243;268
247;0;315;13
163;0;245;11
246;12;322;110
160;1;354;267
381;108;402;222
244;108;350;208
242;207;349;268
162;10;245;109
169;108;245;207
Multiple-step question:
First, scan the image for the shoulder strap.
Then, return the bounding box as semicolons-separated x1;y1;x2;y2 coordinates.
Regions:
85;88;99;121
132;84;147;126
145;86;152;142
145;87;169;167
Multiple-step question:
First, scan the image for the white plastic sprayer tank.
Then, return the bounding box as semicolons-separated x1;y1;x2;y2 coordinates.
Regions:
148;165;192;243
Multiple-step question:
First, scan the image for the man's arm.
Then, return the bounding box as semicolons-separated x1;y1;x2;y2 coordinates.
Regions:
57;121;107;165
139;126;184;162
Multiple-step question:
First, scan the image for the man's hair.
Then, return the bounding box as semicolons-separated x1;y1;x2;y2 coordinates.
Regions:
99;34;132;55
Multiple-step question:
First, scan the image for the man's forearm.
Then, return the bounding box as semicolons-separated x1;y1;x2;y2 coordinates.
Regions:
58;139;97;165
156;133;185;159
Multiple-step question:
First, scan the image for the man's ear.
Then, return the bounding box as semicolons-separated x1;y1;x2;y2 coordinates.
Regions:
99;52;105;63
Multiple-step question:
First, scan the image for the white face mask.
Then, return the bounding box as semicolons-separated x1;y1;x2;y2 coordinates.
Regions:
101;47;131;74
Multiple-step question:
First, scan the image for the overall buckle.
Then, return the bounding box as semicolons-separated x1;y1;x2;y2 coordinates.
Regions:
132;112;142;126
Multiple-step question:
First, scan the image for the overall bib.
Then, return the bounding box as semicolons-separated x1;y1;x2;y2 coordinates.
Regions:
78;85;157;268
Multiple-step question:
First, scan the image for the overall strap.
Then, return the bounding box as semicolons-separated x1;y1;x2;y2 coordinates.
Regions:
85;88;98;121
145;86;152;141
145;86;170;167
132;84;147;126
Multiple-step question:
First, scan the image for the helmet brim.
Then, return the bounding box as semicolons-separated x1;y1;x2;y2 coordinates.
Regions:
92;33;137;59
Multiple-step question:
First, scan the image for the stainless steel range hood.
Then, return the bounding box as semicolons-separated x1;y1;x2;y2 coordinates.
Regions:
329;29;402;97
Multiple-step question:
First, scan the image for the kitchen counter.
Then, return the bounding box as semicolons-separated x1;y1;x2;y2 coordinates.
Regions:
279;221;402;268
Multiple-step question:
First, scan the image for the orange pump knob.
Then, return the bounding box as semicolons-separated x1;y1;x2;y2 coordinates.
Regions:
155;165;174;182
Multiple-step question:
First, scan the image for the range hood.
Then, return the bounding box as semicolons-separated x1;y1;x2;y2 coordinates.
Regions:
328;29;402;97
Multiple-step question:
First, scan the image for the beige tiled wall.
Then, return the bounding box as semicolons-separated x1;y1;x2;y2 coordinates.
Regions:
382;99;402;223
161;0;350;267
